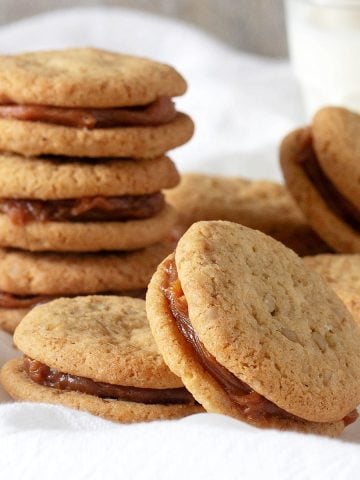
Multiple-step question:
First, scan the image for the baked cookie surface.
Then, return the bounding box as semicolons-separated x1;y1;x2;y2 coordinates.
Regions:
0;204;176;252
146;221;360;434
1;296;202;422
1;359;201;423
0;242;172;295
304;254;360;324
0;48;187;107
280;128;360;253
0;113;193;158
0;154;179;199
165;173;329;256
313;107;360;208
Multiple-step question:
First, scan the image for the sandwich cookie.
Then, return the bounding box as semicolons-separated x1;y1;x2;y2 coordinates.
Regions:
0;242;173;333
304;254;360;325
0;153;179;251
280;108;360;253
147;221;360;435
0;296;202;422
0;48;194;157
166;173;330;256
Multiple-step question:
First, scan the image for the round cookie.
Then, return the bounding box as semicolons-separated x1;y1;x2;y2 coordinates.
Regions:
146;221;360;435
0;243;172;295
313;107;360;208
0;48;187;107
280;128;360;253
304;254;360;325
0;154;179;199
0;204;176;252
0;307;28;334
165;173;330;256
0;113;193;158
1;296;202;422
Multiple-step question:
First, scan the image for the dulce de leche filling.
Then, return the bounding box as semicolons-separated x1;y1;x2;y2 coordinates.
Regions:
0;289;147;310
0;96;177;129
298;129;360;232
161;257;358;426
23;356;195;405
0;192;164;225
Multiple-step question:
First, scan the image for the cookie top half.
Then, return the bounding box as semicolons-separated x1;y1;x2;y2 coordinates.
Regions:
0;153;179;199
148;221;360;425
0;48;187;107
14;296;183;389
313;107;360;208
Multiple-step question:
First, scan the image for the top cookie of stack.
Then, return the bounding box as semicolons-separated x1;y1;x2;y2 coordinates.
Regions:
0;48;193;252
0;48;193;158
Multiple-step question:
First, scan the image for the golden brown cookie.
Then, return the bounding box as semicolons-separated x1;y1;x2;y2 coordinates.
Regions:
280;128;360;253
0;113;194;158
0;308;28;334
0;296;202;422
0;242;173;334
0;154;179;199
304;254;360;324
146;221;360;435
165;173;330;256
0;48;186;107
0;204;176;252
0;243;172;295
313;107;360;208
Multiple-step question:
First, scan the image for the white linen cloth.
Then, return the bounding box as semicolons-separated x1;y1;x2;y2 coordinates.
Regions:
0;7;358;479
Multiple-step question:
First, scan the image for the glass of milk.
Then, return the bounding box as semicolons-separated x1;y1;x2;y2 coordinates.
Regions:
285;0;360;118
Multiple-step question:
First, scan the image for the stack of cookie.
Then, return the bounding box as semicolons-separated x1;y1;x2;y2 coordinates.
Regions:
0;48;194;333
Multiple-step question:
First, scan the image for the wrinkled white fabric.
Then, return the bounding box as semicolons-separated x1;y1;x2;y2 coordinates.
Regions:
0;7;357;480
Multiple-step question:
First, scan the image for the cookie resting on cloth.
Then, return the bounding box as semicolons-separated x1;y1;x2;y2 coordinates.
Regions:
280;117;360;253
0;296;202;422
165;173;329;256
146;221;360;435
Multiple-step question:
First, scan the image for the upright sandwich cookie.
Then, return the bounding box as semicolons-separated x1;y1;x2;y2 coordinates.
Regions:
304;254;360;325
166;173;329;256
280;107;360;253
0;153;178;251
147;221;360;435
0;242;173;333
0;48;194;158
0;296;202;422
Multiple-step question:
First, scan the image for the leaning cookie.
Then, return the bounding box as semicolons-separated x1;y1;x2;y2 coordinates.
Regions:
0;296;202;422
147;221;360;435
165;173;329;256
0;48;193;157
304;254;360;324
280;117;360;253
0;242;173;333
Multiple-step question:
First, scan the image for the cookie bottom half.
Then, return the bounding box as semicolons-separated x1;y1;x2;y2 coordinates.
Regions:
0;359;203;422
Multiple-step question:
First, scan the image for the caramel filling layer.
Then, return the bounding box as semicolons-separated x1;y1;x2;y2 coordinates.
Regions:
0;96;177;129
298;129;360;232
162;257;358;426
23;356;195;405
0;192;164;225
0;289;146;309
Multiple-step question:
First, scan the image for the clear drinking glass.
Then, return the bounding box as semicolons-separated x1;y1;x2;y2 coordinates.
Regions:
284;0;360;118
